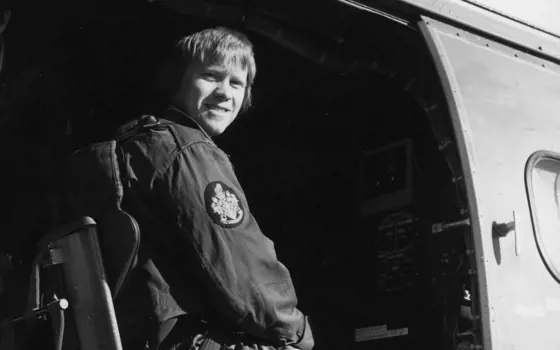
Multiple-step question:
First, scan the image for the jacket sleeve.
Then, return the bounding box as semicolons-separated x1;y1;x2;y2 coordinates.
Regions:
152;141;314;350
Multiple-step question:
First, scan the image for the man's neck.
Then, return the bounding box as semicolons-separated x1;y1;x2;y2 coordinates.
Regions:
167;105;215;142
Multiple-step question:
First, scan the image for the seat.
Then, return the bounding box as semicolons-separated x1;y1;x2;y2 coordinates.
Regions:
4;213;137;350
96;209;141;300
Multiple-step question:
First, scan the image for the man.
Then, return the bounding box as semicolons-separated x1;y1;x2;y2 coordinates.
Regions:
113;27;314;350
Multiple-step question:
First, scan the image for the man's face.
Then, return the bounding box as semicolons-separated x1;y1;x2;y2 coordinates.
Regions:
174;60;248;136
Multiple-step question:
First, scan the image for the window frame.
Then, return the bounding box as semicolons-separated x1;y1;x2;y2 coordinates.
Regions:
525;150;560;283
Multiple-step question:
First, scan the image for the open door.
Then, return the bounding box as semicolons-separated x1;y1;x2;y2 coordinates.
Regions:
420;16;560;350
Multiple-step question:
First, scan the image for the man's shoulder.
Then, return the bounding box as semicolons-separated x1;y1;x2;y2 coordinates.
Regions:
119;114;216;173
119;114;210;149
156;116;212;149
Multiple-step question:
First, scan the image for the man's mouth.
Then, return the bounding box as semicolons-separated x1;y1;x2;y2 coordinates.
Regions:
205;104;230;113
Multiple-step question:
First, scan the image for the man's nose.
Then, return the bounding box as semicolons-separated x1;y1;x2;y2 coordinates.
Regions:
213;81;232;100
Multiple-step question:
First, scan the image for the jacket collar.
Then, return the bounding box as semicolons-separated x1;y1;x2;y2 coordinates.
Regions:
165;105;215;144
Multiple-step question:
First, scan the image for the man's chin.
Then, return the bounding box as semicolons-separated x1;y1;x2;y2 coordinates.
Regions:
203;122;227;137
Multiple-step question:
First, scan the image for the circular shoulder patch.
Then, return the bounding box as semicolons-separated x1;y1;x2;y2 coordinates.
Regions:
204;181;245;228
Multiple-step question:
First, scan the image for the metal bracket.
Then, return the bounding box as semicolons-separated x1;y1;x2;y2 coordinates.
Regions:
492;213;515;239
432;218;471;233
42;247;66;267
12;298;69;323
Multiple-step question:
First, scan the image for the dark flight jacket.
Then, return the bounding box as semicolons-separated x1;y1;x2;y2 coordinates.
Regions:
116;106;313;349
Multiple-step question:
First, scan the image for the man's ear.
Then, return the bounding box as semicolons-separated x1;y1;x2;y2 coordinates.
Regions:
0;10;11;36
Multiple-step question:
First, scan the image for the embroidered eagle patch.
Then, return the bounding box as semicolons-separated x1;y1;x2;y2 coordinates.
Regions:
204;181;244;228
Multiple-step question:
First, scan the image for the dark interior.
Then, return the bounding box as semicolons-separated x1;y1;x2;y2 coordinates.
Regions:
0;1;471;349
223;41;466;350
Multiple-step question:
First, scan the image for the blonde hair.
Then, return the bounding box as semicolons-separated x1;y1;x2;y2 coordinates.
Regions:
161;27;257;112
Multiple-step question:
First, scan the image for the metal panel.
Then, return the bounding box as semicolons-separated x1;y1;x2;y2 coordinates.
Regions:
420;16;560;350
395;0;560;62
464;0;560;38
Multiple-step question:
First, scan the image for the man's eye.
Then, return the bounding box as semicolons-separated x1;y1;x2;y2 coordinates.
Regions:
231;80;245;88
201;73;217;80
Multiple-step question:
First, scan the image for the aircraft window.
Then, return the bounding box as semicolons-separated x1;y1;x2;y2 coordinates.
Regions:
526;151;560;282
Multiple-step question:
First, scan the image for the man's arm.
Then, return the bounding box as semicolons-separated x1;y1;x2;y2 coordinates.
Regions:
152;141;313;349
